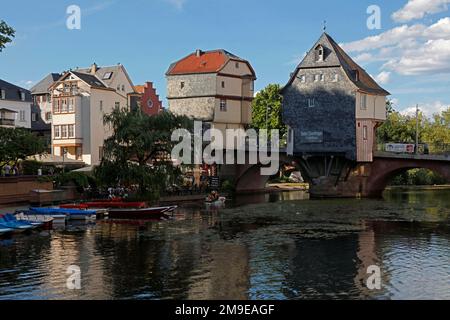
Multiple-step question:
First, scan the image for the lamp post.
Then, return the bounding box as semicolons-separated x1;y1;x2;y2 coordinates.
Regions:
415;104;420;155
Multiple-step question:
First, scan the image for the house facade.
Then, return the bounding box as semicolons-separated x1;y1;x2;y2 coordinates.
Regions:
0;79;32;129
166;49;256;146
282;33;389;163
128;82;163;116
49;63;134;165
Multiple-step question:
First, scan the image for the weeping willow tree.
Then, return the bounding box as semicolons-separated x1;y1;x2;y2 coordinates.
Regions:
94;108;193;200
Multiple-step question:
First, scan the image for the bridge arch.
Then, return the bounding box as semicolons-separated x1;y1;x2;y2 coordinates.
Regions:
366;157;450;197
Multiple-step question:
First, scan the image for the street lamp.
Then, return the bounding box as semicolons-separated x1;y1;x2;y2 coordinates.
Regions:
415;104;420;155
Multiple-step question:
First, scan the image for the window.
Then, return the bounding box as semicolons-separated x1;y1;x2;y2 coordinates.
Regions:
100;100;103;111
299;75;306;83
20;92;25;101
117;85;120;91
68;99;74;112
61;125;68;138
314;74;320;82
307;98;316;108
221;81;225;88
315;45;324;62
354;70;360;82
103;72;113;80
61;99;68;113
121;85;125;91
333;74;339;82
220;99;227;112
363;125;368;140
45;112;52;121
48;94;52;103
68;125;75;138
19;110;26;122
320;74;325;82
0;89;5;100
360;94;367;110
180;82;185;89
54;125;60;138
235;62;240;69
31;113;37;122
115;102;120;109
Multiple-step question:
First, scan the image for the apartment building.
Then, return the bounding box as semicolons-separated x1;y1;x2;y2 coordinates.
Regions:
49;63;134;165
0;79;32;129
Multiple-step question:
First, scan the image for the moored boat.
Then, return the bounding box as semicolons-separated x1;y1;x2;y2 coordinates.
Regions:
108;206;177;220
0;214;34;233
15;212;54;229
61;201;146;209
30;207;97;221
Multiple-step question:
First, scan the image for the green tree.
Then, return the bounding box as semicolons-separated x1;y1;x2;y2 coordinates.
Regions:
0;20;15;52
251;84;286;139
94;109;193;200
0;127;47;170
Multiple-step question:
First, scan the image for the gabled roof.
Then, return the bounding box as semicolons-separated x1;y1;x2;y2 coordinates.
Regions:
284;33;390;96
166;49;256;78
0;79;32;102
71;71;107;88
74;64;134;89
31;73;62;95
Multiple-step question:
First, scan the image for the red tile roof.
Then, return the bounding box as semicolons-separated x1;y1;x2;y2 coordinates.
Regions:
134;85;145;94
167;50;229;75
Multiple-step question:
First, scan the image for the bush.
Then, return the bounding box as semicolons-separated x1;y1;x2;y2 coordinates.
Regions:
54;172;93;193
22;160;42;175
220;179;236;195
390;169;447;186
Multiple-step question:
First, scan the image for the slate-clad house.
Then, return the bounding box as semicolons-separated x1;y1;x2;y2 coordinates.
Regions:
282;33;389;163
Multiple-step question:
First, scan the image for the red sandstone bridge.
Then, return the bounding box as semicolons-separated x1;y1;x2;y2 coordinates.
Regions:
229;150;450;198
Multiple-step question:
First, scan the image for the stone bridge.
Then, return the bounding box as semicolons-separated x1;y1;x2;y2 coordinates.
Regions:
225;151;450;198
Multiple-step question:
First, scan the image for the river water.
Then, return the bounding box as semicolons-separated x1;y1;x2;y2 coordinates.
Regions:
0;188;449;300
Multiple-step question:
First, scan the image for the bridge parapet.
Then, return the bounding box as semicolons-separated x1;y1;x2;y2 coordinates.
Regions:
374;151;450;162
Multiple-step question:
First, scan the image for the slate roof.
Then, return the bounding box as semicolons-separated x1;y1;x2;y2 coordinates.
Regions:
71;71;107;88
30;73;61;95
74;64;133;89
284;33;390;96
0;79;32;102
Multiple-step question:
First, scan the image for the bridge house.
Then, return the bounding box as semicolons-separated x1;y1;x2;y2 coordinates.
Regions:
282;32;390;163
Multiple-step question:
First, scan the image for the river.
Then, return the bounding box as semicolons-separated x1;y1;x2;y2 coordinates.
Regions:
0;188;449;300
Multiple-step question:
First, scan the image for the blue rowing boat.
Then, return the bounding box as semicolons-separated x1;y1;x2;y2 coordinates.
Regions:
0;214;34;233
30;207;98;220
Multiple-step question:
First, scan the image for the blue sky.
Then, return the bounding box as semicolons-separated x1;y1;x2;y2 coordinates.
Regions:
1;0;450;117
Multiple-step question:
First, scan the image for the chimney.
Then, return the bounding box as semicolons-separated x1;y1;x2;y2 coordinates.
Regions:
90;63;98;74
195;49;203;57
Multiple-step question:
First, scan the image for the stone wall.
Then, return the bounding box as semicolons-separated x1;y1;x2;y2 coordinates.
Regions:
0;176;53;204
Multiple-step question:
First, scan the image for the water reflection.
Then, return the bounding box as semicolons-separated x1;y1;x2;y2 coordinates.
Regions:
0;189;449;300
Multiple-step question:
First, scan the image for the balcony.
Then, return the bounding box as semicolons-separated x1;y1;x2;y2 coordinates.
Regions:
0;118;15;126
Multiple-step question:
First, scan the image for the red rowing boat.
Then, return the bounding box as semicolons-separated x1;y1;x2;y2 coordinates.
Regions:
108;206;178;220
61;201;146;209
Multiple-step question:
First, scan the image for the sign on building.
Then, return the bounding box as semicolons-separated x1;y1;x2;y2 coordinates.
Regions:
300;131;323;144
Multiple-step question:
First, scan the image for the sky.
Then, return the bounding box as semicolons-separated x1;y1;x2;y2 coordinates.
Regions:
1;0;450;118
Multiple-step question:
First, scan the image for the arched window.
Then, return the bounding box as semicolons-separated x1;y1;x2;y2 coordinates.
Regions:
315;45;324;62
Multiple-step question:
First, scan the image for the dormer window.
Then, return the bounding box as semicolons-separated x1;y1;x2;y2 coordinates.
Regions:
0;89;5;100
315;45;324;62
354;70;360;82
20;92;25;101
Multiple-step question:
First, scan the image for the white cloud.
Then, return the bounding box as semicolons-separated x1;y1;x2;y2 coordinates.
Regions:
392;0;450;23
375;71;391;84
341;18;450;76
166;0;187;10
401;101;450;117
18;80;35;89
